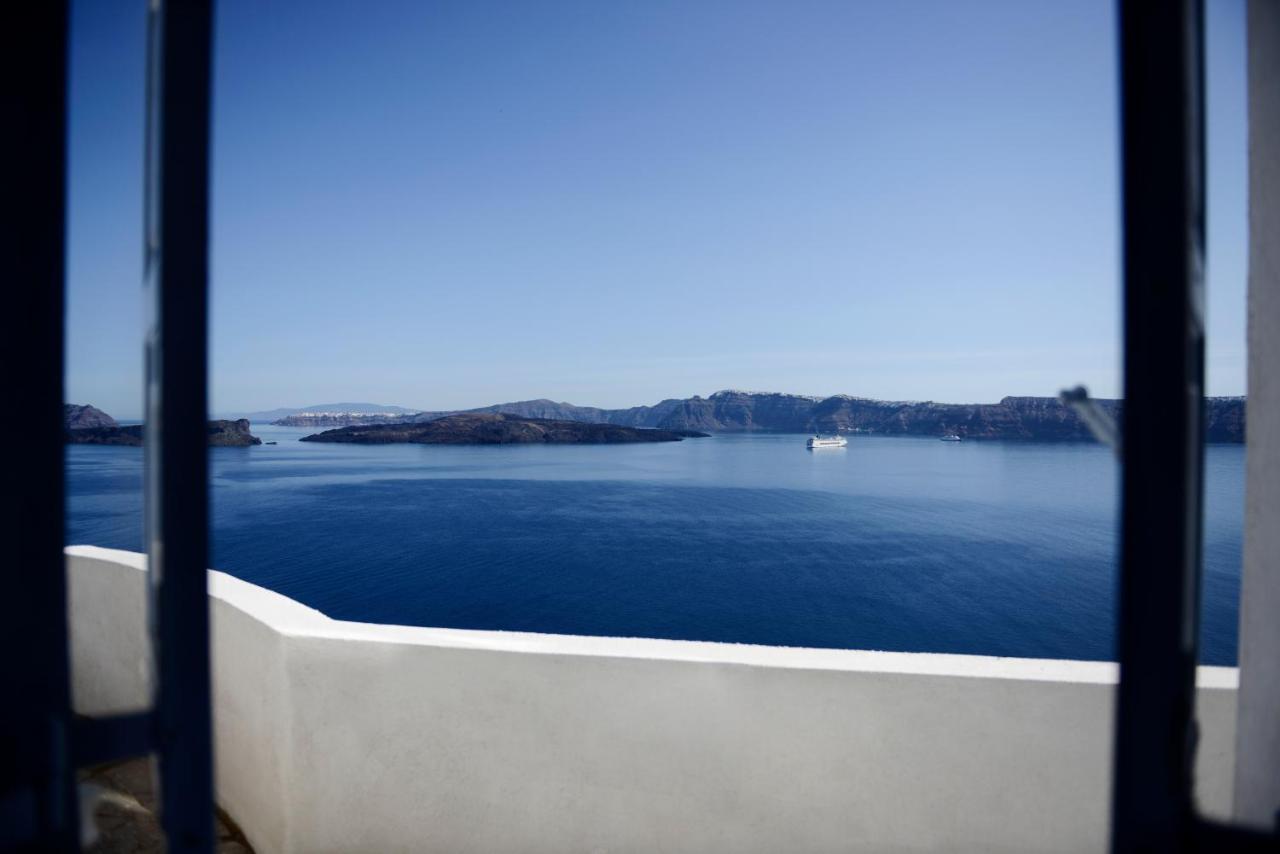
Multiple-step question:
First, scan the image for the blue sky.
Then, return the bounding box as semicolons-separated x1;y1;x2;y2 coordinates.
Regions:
67;0;1247;418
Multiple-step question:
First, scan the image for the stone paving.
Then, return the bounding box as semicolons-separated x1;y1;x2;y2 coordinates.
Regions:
80;758;252;853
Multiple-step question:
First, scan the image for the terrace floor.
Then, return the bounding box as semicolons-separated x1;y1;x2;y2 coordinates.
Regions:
80;758;253;854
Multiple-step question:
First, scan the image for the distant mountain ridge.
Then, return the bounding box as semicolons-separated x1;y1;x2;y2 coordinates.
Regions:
279;389;1245;443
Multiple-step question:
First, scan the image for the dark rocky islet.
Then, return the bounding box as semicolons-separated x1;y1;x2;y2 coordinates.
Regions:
300;413;708;445
65;412;262;447
64;403;119;430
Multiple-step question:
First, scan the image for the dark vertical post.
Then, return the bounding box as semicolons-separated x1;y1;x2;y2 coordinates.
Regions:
144;1;215;851
0;1;78;850
1112;0;1206;851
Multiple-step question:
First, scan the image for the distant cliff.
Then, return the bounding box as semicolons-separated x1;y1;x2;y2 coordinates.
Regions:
66;413;262;447
1203;397;1247;443
374;390;1244;443
273;412;414;428
301;413;708;445
800;395;1118;441
261;390;1245;443
649;391;1244;442
237;402;419;422
64;404;118;430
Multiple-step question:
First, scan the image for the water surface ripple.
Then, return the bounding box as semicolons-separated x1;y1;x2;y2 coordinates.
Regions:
66;426;1243;664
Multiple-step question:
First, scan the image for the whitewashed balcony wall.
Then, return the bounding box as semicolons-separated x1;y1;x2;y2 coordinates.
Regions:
66;546;1237;854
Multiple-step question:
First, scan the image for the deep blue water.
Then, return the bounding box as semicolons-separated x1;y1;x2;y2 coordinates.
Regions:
66;425;1245;665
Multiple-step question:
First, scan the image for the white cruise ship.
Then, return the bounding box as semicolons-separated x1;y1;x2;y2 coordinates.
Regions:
806;435;848;449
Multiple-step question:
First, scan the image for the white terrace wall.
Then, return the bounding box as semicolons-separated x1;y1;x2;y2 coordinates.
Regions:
67;546;1238;854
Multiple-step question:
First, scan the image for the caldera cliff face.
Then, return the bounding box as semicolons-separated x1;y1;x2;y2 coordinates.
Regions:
465;391;1244;443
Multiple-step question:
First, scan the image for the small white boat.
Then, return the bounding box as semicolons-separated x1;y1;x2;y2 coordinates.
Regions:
807;435;848;449
940;434;962;442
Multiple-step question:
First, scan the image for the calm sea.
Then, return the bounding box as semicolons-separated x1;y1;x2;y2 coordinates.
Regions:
66;424;1245;665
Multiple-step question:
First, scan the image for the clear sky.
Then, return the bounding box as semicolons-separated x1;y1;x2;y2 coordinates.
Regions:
67;0;1247;418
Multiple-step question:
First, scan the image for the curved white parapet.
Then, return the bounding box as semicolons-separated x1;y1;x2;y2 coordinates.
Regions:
66;545;1238;854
